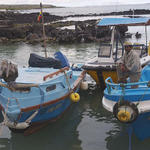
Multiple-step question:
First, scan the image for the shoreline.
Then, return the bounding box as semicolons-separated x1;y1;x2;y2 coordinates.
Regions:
0;4;58;10
0;9;149;44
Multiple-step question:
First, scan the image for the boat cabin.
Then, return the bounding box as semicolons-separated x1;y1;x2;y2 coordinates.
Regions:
97;17;150;64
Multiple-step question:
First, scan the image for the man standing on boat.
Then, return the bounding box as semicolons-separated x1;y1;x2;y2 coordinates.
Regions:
117;41;141;88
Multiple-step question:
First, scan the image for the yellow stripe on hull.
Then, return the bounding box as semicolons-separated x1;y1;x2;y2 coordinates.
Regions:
87;70;100;84
102;71;118;83
87;70;118;85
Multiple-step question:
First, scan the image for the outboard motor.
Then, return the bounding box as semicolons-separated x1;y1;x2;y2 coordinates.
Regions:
0;60;18;82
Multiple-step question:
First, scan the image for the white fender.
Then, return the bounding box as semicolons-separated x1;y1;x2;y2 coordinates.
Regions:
5;121;29;129
2;110;38;130
80;81;88;90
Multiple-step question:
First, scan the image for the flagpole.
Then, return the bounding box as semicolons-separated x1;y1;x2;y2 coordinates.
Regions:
40;2;48;58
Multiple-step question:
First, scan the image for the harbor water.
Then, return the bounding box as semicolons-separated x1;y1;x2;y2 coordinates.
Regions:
19;3;150;16
1;3;150;149
0;42;150;150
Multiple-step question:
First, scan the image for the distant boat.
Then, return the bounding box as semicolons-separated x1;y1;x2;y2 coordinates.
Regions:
0;52;86;135
82;17;150;89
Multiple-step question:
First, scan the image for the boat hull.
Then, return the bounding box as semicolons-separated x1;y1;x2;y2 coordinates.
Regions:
21;97;71;123
0;67;86;134
7;95;73;134
102;97;150;140
131;111;150;140
85;67;117;89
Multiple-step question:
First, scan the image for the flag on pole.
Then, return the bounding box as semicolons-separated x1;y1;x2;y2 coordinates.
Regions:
37;11;42;22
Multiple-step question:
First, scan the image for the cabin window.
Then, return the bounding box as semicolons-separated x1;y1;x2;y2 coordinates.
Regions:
14;87;31;92
98;44;112;58
46;85;56;92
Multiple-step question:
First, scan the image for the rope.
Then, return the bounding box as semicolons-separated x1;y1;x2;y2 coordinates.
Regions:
0;81;38;91
3;98;21;124
25;110;38;123
0;98;10;135
127;126;133;150
120;83;125;96
118;83;126;103
63;70;72;92
0;97;38;130
119;82;150;105
136;82;150;105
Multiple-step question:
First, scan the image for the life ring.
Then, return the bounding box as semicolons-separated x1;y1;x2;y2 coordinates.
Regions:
113;100;139;123
70;92;80;102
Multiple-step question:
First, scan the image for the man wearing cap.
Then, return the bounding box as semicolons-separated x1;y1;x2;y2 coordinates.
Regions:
117;41;141;88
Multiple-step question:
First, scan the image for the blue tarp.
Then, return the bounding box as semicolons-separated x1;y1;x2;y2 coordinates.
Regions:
97;17;150;26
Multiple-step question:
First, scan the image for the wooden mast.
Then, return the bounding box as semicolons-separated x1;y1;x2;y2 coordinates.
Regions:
40;2;48;58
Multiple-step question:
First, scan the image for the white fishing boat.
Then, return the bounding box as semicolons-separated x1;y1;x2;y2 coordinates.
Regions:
82;17;150;89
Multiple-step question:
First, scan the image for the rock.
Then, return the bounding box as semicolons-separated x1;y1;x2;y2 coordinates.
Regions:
26;33;40;40
0;11;130;44
0;12;63;24
26;33;41;44
57;29;76;43
0;37;9;43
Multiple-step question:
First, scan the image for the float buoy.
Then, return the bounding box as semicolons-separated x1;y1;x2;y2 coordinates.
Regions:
113;100;139;123
117;110;131;122
70;92;80;102
80;81;88;90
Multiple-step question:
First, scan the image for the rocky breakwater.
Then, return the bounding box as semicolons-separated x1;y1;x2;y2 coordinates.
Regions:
0;11;128;44
0;11;62;43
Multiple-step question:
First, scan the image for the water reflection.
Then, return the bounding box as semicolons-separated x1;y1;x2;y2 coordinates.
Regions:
0;42;150;150
0;43;19;61
77;89;115;150
0;103;83;150
0;42;99;66
105;125;150;150
0;87;150;150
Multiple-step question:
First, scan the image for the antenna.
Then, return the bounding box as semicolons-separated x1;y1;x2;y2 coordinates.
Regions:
132;9;134;18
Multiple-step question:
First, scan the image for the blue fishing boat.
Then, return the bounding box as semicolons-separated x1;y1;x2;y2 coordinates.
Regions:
0;51;86;135
102;63;150;140
0;3;87;135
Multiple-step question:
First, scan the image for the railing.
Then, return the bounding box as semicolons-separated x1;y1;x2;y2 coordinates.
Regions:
105;77;150;94
43;67;69;81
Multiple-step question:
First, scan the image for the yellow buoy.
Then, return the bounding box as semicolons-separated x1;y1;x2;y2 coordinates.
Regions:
117;110;131;123
70;92;80;102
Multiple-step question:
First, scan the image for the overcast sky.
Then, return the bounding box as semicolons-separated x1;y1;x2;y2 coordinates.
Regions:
0;0;150;7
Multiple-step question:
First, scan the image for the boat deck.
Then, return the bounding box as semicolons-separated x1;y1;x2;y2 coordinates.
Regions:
15;67;63;84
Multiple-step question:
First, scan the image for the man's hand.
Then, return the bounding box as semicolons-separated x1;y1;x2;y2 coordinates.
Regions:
120;64;126;72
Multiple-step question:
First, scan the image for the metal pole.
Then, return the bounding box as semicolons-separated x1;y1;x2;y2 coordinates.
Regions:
111;26;115;59
40;2;48;58
145;25;148;52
